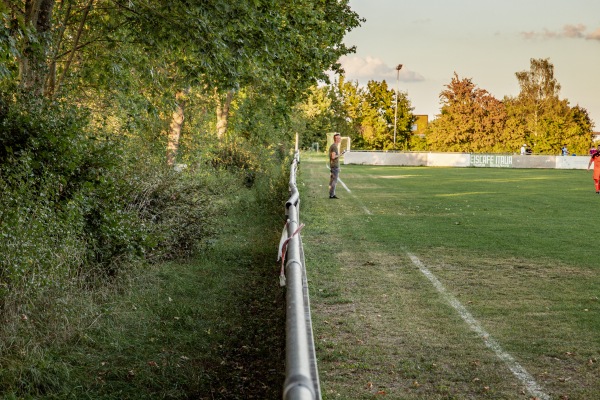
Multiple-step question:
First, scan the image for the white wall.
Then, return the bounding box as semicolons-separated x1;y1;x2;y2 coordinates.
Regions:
555;155;590;169
343;151;592;170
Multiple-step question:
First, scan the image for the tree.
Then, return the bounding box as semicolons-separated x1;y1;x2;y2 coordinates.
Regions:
13;0;55;95
356;80;413;150
209;0;361;144
427;73;506;152
0;0;362;163
496;98;529;153
566;105;594;155
329;76;364;146
292;85;334;149
505;58;592;154
393;90;416;151
358;80;392;149
514;58;561;145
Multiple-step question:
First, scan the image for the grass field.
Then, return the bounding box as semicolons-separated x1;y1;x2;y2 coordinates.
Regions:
299;154;599;400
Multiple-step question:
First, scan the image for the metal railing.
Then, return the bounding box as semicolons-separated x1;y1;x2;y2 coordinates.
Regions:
279;149;322;400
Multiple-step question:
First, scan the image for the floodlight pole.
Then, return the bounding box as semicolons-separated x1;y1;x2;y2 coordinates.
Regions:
393;64;403;149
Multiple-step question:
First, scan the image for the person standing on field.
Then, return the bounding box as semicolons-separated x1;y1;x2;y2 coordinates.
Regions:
587;145;600;194
329;133;343;199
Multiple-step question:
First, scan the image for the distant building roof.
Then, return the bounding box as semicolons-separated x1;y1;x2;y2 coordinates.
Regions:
412;114;429;135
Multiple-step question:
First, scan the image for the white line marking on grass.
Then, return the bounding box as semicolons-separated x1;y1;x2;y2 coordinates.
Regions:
326;165;372;214
340;178;372;214
325;164;351;194
338;177;372;214
406;253;549;400
338;177;351;193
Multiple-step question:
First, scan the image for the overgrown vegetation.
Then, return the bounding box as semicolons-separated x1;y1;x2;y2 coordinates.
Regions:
0;160;289;399
0;1;360;397
0;91;293;399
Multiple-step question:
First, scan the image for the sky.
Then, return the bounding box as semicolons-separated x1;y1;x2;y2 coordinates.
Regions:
338;0;600;128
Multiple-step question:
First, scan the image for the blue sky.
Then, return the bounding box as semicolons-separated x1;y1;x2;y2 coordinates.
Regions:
339;0;600;128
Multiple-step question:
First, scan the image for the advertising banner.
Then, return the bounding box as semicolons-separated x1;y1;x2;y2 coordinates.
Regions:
470;154;513;168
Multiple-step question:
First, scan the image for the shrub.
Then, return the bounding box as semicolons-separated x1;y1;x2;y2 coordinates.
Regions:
207;142;263;187
122;162;222;260
0;163;85;298
0;92;148;292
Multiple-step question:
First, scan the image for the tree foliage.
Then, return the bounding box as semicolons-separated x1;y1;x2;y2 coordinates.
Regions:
426;59;593;154
506;58;592;154
428;73;506;152
0;1;361;151
0;0;362;294
293;76;416;151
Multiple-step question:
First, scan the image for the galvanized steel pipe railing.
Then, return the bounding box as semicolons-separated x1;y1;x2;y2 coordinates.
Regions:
280;150;322;400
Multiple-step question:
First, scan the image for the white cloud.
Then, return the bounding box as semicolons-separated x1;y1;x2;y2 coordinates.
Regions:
562;24;586;38
521;23;599;40
586;27;600;41
520;31;536;40
338;56;425;84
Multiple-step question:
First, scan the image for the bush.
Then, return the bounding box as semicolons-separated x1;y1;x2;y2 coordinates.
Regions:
122;162;223;260
207;143;264;187
0;93;147;292
206;140;292;216
0;165;85;298
253;151;294;218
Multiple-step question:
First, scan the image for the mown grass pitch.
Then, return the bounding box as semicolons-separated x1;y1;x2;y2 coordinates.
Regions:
299;154;599;400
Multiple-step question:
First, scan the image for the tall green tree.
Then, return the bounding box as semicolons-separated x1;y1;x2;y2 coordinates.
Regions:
330;76;364;146
513;58;561;147
357;80;413;150
505;58;592;154
211;0;361;144
4;0;56;95
292;85;335;149
360;80;393;149
0;0;361;162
